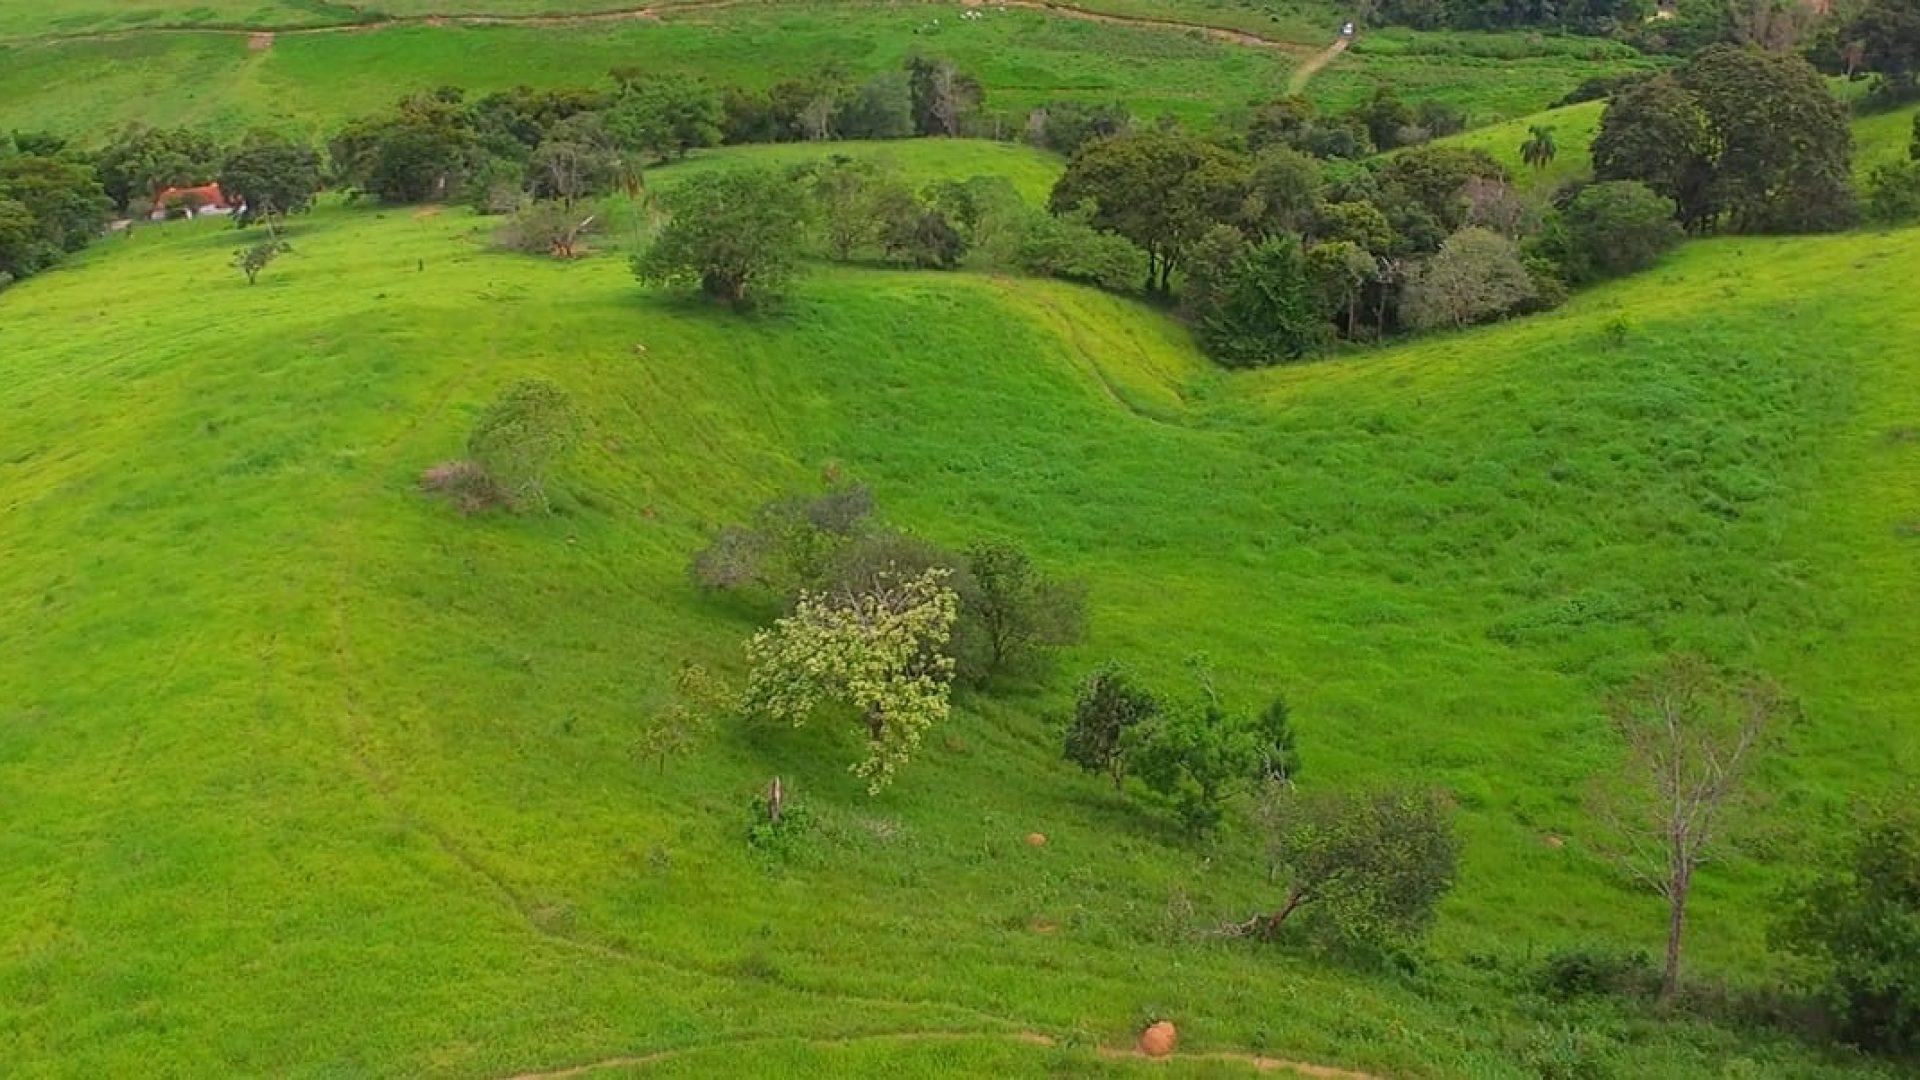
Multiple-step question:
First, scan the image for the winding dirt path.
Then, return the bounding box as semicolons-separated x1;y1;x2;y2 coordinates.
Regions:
501;1028;1385;1079
0;0;1314;53
1286;34;1351;94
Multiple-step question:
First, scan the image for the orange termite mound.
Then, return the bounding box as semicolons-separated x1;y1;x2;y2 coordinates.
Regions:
1139;1020;1178;1058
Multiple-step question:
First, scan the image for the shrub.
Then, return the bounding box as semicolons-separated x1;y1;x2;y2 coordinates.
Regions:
1239;786;1460;950
635;167;809;305
419;458;507;514
468;157;528;215
1009;208;1146;291
747;781;818;860
1539;180;1683;283
1535;946;1658;1000
1864;160;1920;225
1063;666;1159;791
1192;234;1328;367
233;239;291;285
963;540;1087;678
688;485;876;599
637;663;730;772
1775;801;1920;1053
495;200;601;257
1131;673;1301;835
874;188;967;269
466;379;583;511
1401;227;1536;331
821;528;968;603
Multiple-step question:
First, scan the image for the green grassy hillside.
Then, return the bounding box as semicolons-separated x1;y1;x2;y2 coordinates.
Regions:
648;139;1066;204
1425;99;1604;190
1315;30;1658;122
1855;101;1920;174
0;4;1294;137
0;2;1658;139
3;127;1917;1077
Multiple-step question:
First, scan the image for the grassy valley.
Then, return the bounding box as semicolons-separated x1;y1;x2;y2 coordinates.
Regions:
4;0;1920;1075
3;167;1917;1074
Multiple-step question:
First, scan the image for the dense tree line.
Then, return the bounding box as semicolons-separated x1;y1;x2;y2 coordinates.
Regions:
635;50;1856;362
0;132;110;287
327;55;994;214
1038;125;1681;364
1594;44;1854;233
1368;0;1649;36
0;122;327;288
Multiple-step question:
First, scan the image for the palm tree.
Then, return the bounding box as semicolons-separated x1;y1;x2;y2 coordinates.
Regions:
1520;125;1557;171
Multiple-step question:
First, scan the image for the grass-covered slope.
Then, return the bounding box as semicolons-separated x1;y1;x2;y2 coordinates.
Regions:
1424;99;1604;190
648;138;1066;204
2;191;1917;1078
0;1;1663;139
0;3;1295;137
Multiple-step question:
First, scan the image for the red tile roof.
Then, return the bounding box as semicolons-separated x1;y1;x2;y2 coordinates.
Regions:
155;183;232;209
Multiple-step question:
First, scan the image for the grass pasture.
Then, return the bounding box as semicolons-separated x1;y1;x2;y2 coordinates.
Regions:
0;1;1665;141
1422;99;1604;190
646;138;1067;203
1314;29;1659;123
0;3;1298;138
1854;100;1920;175
2;113;1918;1076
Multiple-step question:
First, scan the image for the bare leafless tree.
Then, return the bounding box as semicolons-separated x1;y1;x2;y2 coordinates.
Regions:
1589;655;1791;1002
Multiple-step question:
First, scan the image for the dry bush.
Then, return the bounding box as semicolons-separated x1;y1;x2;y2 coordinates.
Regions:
420;459;506;514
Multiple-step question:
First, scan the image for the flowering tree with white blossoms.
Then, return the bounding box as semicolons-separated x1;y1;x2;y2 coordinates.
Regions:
742;568;959;793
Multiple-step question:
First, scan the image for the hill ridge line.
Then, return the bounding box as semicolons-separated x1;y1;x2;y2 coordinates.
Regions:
0;0;1315;53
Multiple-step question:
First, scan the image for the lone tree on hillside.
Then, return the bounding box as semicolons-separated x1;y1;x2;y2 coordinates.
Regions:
636;663;732;774
467;379;584;511
1520;125;1557;171
1130;666;1304;834
741;567;959;793
1063;666;1160;792
233;237;290;285
634;167;809;305
964;540;1087;678
1589;654;1792;1002
1232;786;1459;950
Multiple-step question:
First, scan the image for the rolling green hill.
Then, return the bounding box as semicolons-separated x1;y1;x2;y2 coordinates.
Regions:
0;1;1656;140
3;122;1917;1076
1424;99;1605;190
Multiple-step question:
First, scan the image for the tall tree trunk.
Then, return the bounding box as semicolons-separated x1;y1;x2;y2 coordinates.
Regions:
1662;870;1690;1003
